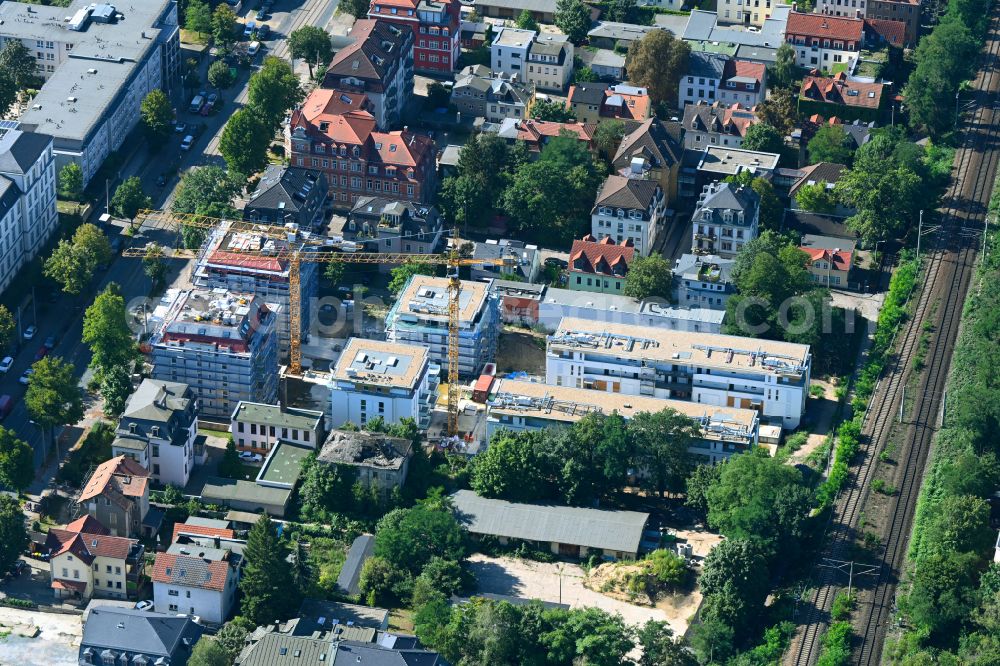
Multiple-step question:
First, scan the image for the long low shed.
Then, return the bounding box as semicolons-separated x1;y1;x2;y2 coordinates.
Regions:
451;489;650;560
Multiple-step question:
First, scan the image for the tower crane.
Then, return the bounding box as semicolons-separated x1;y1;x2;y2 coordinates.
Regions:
125;210;515;436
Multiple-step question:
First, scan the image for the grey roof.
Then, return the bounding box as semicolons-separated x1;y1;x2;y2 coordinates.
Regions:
673;253;736;283
236;636;443;666
201;477;292;507
453;67;534;106
529;34;570;58
349;197;443;241
246;165;327;215
589;49;626;69
337;534;376;597
734;44;779;63
682;6;791;47
471;238;538;280
789;162;847;197
698;182;760;223
612;118;683;172
687;50;729;80
0;129;51;175
595;174;660;210
0;177;21;221
541;287;726;325
476;0;558;14
782;210;856;239
439;144;463;167
451;489;650;554
111;436;148;452
492;26;536;48
299;598;390;630
80;606;202;662
317;430;412;472
587;21;659;41
570;82;610;107
232;401;324;432
122;379;191;423
696;145;781;175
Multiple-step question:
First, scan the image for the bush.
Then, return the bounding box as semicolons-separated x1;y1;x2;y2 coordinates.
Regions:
816;621;853;666
831;592;855;621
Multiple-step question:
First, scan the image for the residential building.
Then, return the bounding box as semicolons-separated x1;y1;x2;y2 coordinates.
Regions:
587;22;659;50
386;275;500;377
148;289;279;420
461;19;490;49
490;26;535;75
192;221;317;359
491;280;545;324
535;286;726;333
76;456;151;539
611;118;683;204
815;0;919;46
588;49;627;80
230;401;325;455
734;44;780;64
299;598;391;631
451;65;535;122
679;51;728;109
287;94;437;207
322;19;414;129
329;338;440;429
785;12;863;72
469;238;540;283
47;516;144;602
369;0;461;74
567;235;634;295
719;59;767;106
863;17;908;49
452;489;650;560
152;543;241;624
111;379;198;488
684;6;792;48
473;0;558;23
567;84;652;124
2;0;180;187
316;429;414;495
200;477;294;517
255;441;312;492
673;253;736;310
236;635;444;665
717;0;778;25
243;165;329;231
691;145;781;190
546;317;812;427
493;118;597;152
682;101;760;150
798;72;885;122
800;234;856;288
525;33;574;92
482;378;759;461
591;175;666;256
78;607;202;666
0;129;57;298
789;162;852;214
692;181;760;258
566;83;611;124
172;517;238;547
346;197;445;256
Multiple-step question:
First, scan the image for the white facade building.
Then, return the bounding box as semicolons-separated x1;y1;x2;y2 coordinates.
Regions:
152;544;240;625
230;401;325;454
329;338;440;429
692;181;760;258
545;317;812;428
491;26;536;76
590;175;666;257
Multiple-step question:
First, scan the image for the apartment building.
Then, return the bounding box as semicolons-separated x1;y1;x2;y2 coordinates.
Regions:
718;59;767;107
316;429;414;494
230;401;325;455
682;102;760;150
611;118;683;205
321;19;414;129
111;379;199;489
346;197;445;256
149;289;279;420
451;65;536;123
76;457;151;539
815;0;919;46
243;164;328;231
525;33;574;92
673;253;737;310
717;0;777;26
491;26;535;75
568;235;635;296
47;516;144;602
152;543;241;624
483;378;760;462
537;285;726;333
679;51;728;109
385;275;500;377
567;84;652;125
329;338;440;429
369;0;461;73
545;317;812;427
785;11;863;72
0;0;180;186
692;181;761;258
192;221;318;359
591;175;666;256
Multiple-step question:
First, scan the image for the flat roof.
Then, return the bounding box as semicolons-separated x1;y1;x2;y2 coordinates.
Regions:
231;401;324;431
493;26;536;48
698;146;782;175
201;477;291;507
331;338;429;390
394;274;490;323
451;489;650;554
551;316;810;376
540;287;726;325
257;442;311;488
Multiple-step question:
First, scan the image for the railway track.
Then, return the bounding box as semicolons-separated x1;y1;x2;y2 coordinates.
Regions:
784;5;1000;665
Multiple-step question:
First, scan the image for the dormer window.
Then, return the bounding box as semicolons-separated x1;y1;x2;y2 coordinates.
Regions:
616;208;625;218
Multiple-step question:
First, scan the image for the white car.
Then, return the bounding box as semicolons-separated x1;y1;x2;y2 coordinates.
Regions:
0;357;12;374
248;41;261;56
22;325;36;340
180;135;194;151
135;600;154;611
238;451;263;463
18;369;33;386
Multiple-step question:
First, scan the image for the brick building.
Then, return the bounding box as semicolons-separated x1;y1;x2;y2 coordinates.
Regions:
368;0;461;73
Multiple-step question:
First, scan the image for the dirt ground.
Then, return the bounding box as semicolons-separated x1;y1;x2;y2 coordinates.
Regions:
0;606;81;666
496;330;546;376
787;378;840;466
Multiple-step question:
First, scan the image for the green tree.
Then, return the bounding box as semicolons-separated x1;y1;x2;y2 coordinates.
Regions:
0;495;27;575
626;29;690;106
220;108;271;177
0;427;34;492
140;89;174;147
248;56;303;128
541;606;635;666
142;243;169;289
807;124;853;165
215;619;253;663
44;239;91;295
741;123;784;154
922;494;994;556
289;26;333;78
111;177;152;227
755;87;797;135
359;555;409;606
0;305;14;351
593;120;626;161
516;9;539;31
630;409;697;496
389;260;435;295
470;430;549;501
606;0;637;22
0;73;14;121
530;98;575;122
185;0;213;35
240;515;296;625
699;538;770;607
0;40;37;90
173;165;244;216
637;620;696;666
207;60;235;89
685;462;722;522
555;0;591;44
83;284;137;379
623;254;673;300
100;365;132;418
212;4;238;48
574;66;599;83
298;455;356;520
437;133;520;229
74;223;113;269
768;43;799;90
549;411;632;505
906;550;980;636
218;439;244;479
795;180;838;213
57;163;84;202
689;617;735;664
374;504;466;575
24;357;83;455
339;0;372;17
187;637;229;666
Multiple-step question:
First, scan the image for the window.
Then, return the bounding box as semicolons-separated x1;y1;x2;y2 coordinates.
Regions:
168;589;179;596
238;422;244;433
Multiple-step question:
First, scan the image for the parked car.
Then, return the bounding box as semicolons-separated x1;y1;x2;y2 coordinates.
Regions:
238;451;263;463
156;172;170;187
544;257;568;269
257;24;270;39
0;357;12;374
18;369;33;386
255;8;268;19
180;135;194;151
203;93;219;115
33;346;48;362
22;325;36;340
247;41;261;56
174;122;187;134
244;20;256;37
135;600;154;611
0;395;13;420
188;95;204;114
43;335;55;350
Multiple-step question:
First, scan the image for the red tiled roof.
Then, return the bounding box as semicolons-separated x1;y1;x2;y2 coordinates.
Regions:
47;528;137;564
78;456;149;504
569;236;635;277
516;119;596;144
864;18;906;47
802;246;853;270
800;75;884;109
299;88;371;121
65;516;109;536
724;59;766;83
51;579;87;592
151;553;230;592
371;130;435;168
786;12;864;42
172;523;235;543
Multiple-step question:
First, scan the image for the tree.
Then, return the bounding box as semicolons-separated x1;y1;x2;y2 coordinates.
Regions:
289;26;333;78
437;133;522;229
837;137;922;244
211;4;238;48
83;284;138;379
795;180;838;213
575;66;599;83
427;82;451;110
187;637;229;666
0;496;27;575
359;555;409;606
215;619;253;663
111;177;151;227
741;123;784;154
44;239;91;295
298;455;355;520
290;540;315;596
373;504;466;575
630;409;696;496
74;223;113;269
185;0;213;35
0;40;38;90
173;165;244;216
685;462;722;522
142;243;168;289
140;89;174;147
207;60;235;90
240;515;296;625
530;98;575;122
555;0;591;44
471;430;549;502
516;9;539;31
626;29;691;106
637;620;696;666
218;439;244;479
623;255;673;300
0;427;34;492
248;57;303;128
0;72;14;121
0;305;14;351
807;124;853;165
755;87;797;135
100;365;132;418
768;43;799;90
324;262;345;285
389;260;435;295
689;617;735;665
220;108;271;177
699;538;770;608
906;550;980;636
922;494;993;556
606;0;637;22
593;120;626;161
24;357;83;455
540;606;635;666
340;0;372;17
57;163;84;201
